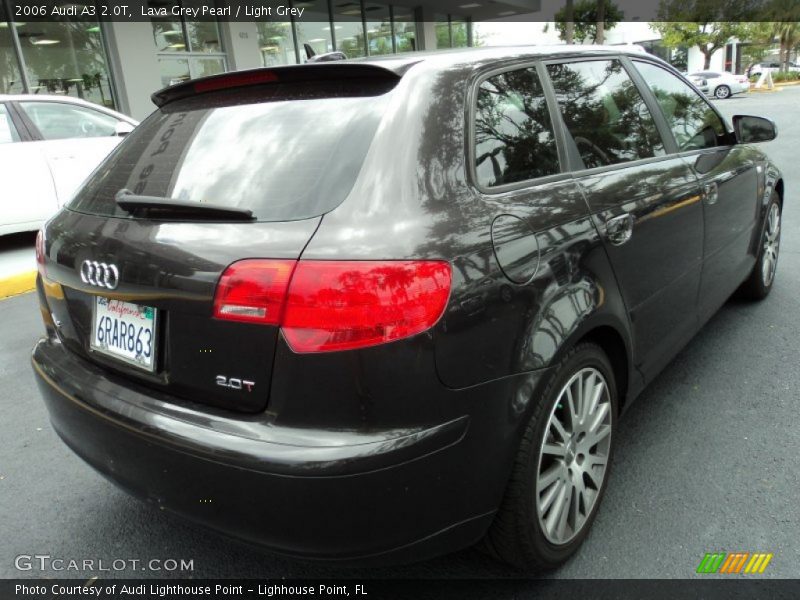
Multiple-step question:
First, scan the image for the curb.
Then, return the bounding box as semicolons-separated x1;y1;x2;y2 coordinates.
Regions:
0;270;37;300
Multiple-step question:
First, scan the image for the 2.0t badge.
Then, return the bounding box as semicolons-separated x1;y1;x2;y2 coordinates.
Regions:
216;376;255;392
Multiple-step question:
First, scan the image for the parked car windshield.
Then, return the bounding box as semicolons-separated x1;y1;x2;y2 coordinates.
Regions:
68;81;393;222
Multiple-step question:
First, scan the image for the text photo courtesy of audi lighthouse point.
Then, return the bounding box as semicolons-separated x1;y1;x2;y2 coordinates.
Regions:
14;583;370;597
1;0;798;597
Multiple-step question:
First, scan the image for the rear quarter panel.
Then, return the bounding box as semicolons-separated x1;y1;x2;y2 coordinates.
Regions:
301;58;635;395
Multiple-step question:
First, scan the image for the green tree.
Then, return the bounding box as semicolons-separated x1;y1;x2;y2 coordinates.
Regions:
554;0;623;44
652;0;763;69
651;22;750;69
774;22;799;71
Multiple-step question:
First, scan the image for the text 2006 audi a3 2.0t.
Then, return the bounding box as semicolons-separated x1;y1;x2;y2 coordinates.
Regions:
32;46;783;569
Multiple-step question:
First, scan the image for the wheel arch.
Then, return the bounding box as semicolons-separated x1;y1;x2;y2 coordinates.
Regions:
577;325;630;411
547;315;636;412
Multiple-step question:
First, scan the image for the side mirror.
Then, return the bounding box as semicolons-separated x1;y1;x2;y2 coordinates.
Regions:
114;121;135;137
732;115;777;144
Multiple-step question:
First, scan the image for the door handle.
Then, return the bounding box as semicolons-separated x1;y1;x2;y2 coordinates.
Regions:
605;213;634;246
703;182;719;205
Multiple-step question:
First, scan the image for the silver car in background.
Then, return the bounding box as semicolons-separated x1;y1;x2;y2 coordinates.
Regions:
690;71;750;99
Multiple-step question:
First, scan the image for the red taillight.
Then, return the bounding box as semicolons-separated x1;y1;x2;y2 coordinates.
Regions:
283;261;452;353
35;229;46;277
213;260;452;352
213;260;295;324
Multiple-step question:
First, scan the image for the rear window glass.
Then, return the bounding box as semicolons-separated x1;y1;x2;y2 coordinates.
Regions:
68;81;393;222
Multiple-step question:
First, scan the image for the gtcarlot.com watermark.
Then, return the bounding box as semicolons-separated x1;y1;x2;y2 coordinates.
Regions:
15;554;194;573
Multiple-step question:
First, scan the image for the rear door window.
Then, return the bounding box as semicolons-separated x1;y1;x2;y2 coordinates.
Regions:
634;61;729;151
473;66;560;188
68;82;392;222
546;59;666;170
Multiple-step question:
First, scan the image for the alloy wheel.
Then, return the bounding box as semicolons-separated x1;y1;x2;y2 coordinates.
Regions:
535;367;612;545
762;203;781;287
715;85;730;99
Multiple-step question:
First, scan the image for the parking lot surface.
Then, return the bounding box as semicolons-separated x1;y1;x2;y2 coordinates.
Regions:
1;88;798;580
0;232;35;280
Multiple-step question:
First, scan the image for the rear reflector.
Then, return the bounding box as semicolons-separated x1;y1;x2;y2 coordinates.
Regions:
213;260;295;325
35;229;46;278
214;260;451;352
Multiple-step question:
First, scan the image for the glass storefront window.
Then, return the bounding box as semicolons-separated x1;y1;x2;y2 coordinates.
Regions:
294;0;333;60
332;3;366;59
257;22;297;66
14;20;116;108
184;0;222;53
435;15;451;49
451;19;469;48
149;0;226;85
0;18;24;94
190;56;225;78
158;57;190;88
364;3;392;56
393;9;416;53
151;18;185;52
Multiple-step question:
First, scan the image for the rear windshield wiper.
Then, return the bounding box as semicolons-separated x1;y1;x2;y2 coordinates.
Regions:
115;190;255;221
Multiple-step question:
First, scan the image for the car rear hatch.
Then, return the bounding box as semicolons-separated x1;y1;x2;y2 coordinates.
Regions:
38;66;399;413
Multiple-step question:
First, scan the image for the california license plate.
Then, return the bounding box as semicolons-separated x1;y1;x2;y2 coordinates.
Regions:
90;297;157;371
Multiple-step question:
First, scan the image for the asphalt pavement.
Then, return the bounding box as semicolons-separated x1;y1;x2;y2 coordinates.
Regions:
1;88;798;581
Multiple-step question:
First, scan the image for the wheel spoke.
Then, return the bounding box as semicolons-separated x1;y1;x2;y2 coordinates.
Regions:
586;453;608;468
587;383;605;421
556;483;573;540
583;424;611;449
584;466;603;490
571;378;583;427
538;463;562;491
539;475;563;514
587;402;610;435
581;371;596;423
542;443;566;457
565;386;578;430
545;483;568;535
550;415;570;442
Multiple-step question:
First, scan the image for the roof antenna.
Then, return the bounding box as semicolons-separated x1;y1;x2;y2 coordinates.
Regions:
304;43;316;61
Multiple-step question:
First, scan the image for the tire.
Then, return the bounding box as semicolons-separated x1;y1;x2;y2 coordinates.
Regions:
739;195;781;300
483;342;618;570
714;85;731;99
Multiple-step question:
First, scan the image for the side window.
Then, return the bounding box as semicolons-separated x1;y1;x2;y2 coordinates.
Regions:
18;101;121;141
474;67;560;188
0;104;20;144
546;59;666;170
634;61;729;151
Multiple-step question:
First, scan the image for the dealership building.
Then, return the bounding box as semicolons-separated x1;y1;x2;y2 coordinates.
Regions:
0;1;538;120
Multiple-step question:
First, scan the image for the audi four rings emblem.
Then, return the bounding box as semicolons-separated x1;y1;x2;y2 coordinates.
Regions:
80;260;120;290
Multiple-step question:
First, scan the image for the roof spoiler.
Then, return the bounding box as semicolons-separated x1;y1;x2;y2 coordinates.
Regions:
151;63;402;108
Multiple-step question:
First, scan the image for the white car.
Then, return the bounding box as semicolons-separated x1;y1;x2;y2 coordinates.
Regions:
749;61;800;77
686;73;710;95
689;71;750;99
0;95;137;236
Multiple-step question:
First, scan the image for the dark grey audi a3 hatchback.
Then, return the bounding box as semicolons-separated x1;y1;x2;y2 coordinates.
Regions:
32;46;783;569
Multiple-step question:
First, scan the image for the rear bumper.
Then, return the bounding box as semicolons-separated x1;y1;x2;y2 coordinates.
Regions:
32;338;546;564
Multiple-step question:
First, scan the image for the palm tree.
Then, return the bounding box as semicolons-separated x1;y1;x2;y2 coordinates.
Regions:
774;22;799;72
595;0;605;44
